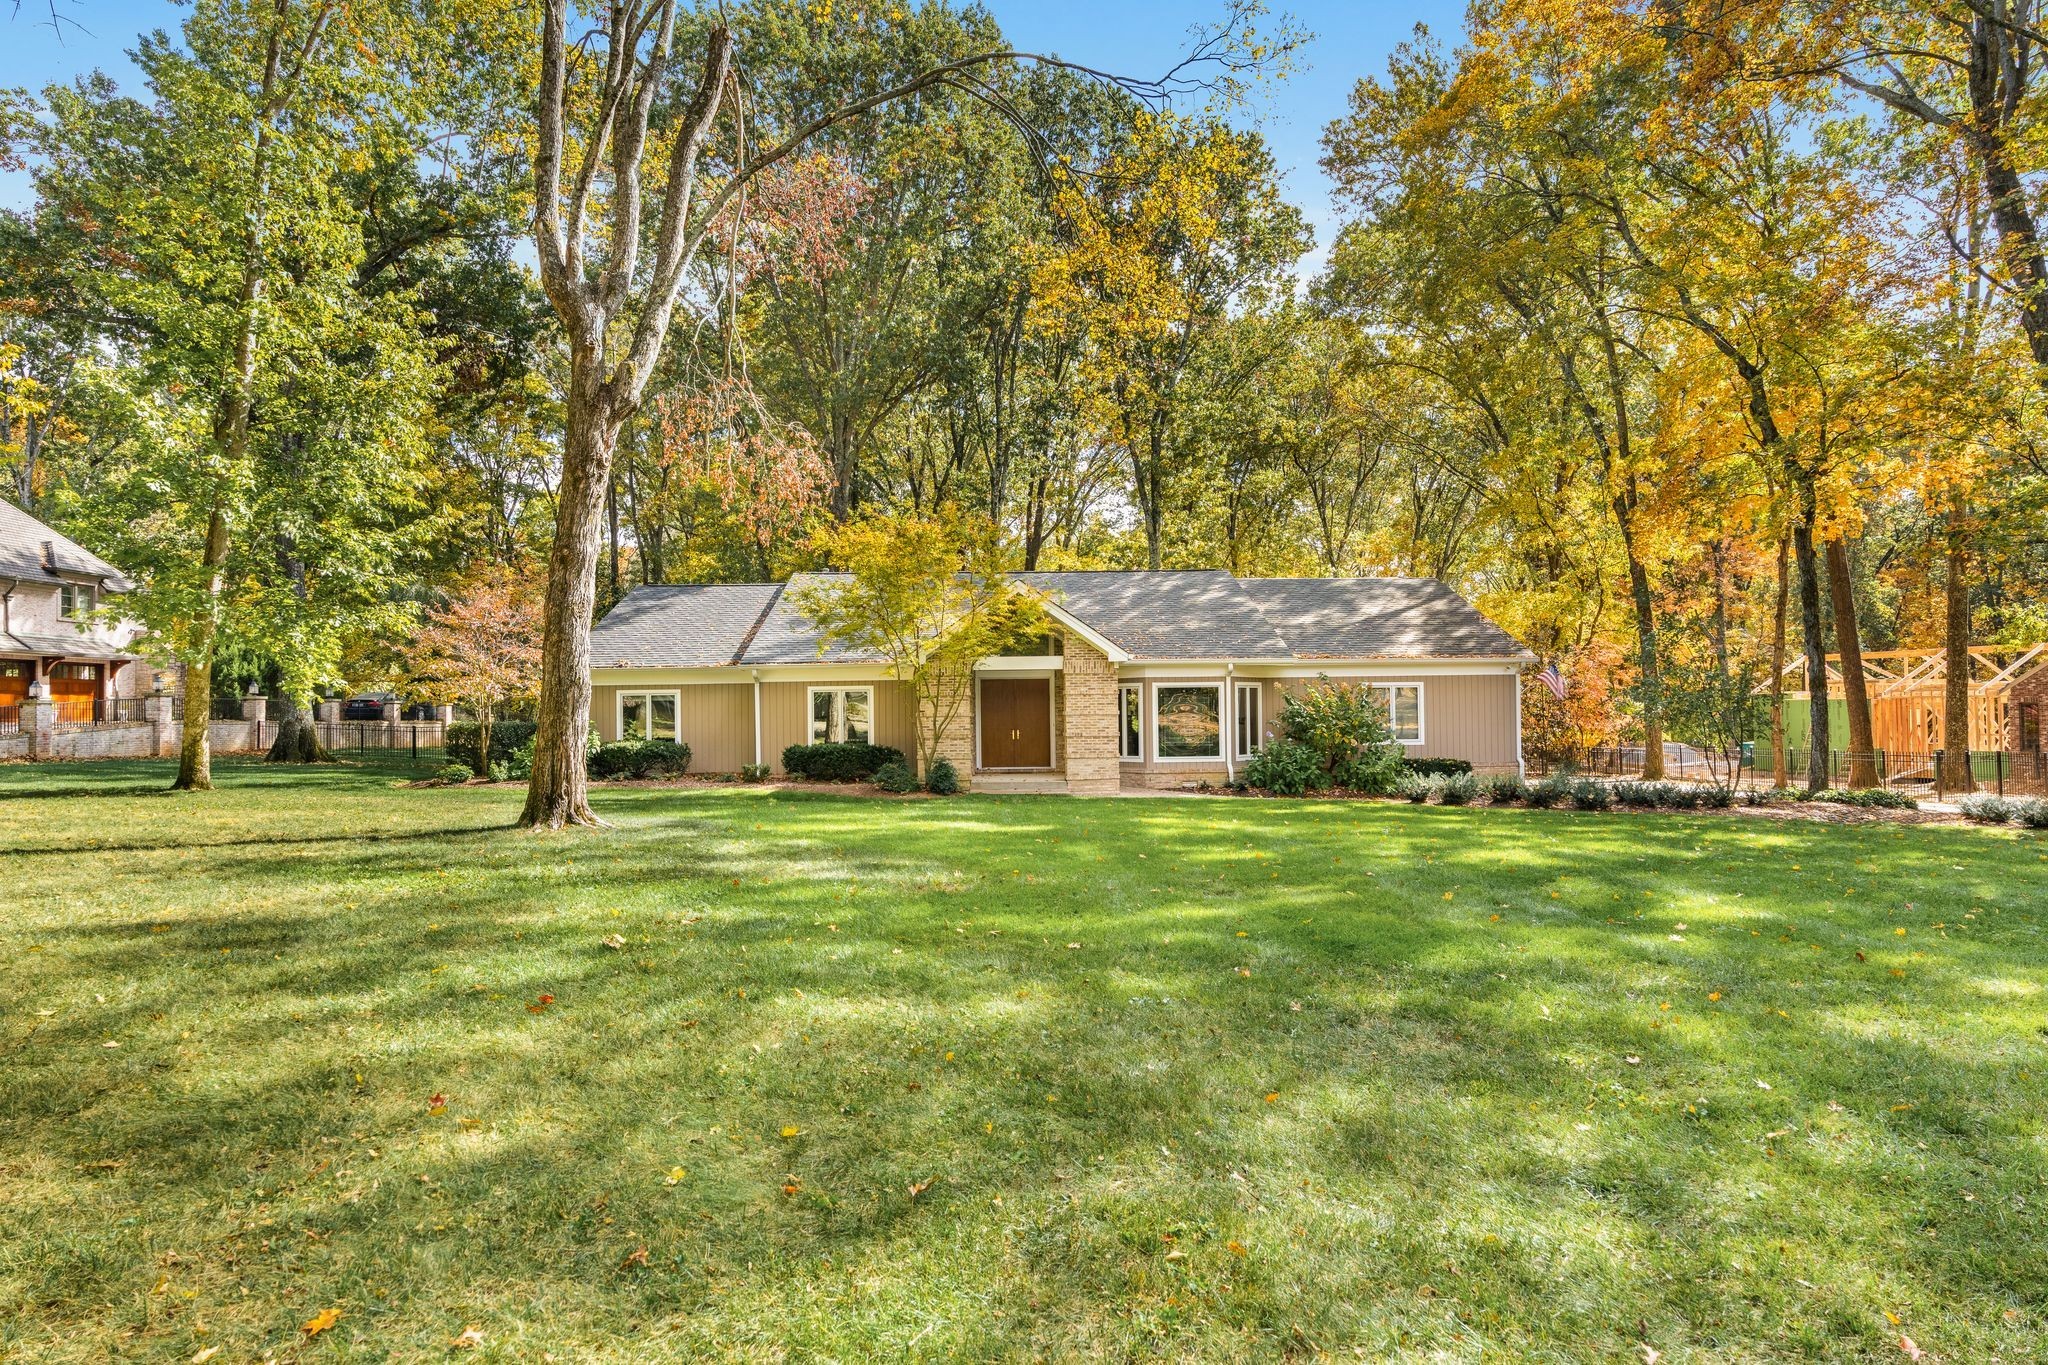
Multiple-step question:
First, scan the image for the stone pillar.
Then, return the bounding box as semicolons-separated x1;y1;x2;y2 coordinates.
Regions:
434;703;454;723
1061;633;1122;796
21;696;54;761
241;693;268;725
143;690;178;758
315;700;341;723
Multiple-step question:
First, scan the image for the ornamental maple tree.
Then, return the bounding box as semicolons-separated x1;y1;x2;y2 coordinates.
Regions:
402;565;544;772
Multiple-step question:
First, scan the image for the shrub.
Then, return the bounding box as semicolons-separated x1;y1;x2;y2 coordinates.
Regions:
1527;773;1573;808
434;762;474;785
588;740;692;780
1743;786;1798;806
1402;756;1473;778
781;742;904;782
1397;773;1433;803
1484;773;1527;804
1277;678;1404;794
1667;784;1704;810
1815;787;1918;811
2013;797;2048;829
446;719;537;773
1957;792;2017;824
488;761;510;783
1702;785;1735;809
740;762;772;783
924;756;961;796
1438;772;1479;805
872;758;920;794
504;735;537;781
1570;778;1612;810
1241;738;1329;797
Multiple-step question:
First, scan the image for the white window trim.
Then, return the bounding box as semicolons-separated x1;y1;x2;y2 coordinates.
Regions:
59;583;95;620
1153;682;1225;763
1371;681;1426;746
805;684;876;745
1234;681;1264;760
616;689;682;742
1117;682;1143;762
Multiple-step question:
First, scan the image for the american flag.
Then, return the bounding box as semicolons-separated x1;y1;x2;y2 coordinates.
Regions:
1537;662;1567;700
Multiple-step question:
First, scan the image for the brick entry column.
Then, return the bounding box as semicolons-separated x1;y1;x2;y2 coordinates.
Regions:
1062;633;1120;795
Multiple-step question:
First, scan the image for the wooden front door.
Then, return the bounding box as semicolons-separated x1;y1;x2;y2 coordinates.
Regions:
980;678;1052;769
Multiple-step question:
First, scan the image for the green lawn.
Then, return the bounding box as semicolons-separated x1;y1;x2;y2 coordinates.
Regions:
2;757;2044;1362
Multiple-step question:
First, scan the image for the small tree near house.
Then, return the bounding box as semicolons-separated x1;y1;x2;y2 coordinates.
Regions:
793;509;1042;782
401;565;544;773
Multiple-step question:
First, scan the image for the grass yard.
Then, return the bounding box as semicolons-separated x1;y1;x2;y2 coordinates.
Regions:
2;756;2045;1362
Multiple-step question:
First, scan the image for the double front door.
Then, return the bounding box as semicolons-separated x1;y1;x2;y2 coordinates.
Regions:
980;678;1052;769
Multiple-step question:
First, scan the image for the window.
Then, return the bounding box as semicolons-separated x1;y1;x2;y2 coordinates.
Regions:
1155;684;1222;760
1370;683;1423;744
808;686;873;744
618;690;680;742
1117;684;1142;761
59;583;95;619
51;663;101;681
1235;683;1263;759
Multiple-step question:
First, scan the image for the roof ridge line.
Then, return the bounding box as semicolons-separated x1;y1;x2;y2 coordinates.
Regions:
730;582;784;666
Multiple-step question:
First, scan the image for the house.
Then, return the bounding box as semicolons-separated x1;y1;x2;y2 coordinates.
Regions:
587;571;1534;794
1;498;153;725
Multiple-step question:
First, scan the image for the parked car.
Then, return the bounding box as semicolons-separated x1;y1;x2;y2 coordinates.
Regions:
342;694;393;721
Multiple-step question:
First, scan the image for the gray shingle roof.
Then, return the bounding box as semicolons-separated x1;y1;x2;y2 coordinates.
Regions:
587;572;1531;668
1018;570;1291;660
0;498;133;591
586;583;785;668
1234;577;1533;661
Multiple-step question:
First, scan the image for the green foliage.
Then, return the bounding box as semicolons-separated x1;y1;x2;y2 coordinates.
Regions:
1240;738;1329;796
1437;772;1479;805
1278;676;1403;794
1397;773;1432;803
1958;793;2017;824
872;759;920;794
781;742;905;782
433;761;474;785
1815;788;1918;811
2015;798;2048;830
1527;773;1574;809
448;720;537;773
1402;757;1472;777
1484;773;1528;804
505;735;537;782
741;763;772;783
588;741;692;781
1569;779;1613;810
924;756;961;796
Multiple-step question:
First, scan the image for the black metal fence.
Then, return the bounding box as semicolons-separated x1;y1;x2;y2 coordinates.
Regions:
1528;745;2047;798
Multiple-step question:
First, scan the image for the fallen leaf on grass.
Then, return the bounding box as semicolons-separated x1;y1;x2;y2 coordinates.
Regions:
450;1324;485;1349
191;1349;221;1364
1899;1335;1925;1361
303;1306;341;1336
620;1245;649;1270
428;1093;447;1116
601;934;626;951
908;1176;937;1199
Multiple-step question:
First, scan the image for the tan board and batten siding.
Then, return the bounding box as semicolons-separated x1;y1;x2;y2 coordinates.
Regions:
595;679;916;773
1279;672;1519;771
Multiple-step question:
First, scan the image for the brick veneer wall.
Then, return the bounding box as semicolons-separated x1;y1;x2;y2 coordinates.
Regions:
1061;633;1120;796
923;669;975;789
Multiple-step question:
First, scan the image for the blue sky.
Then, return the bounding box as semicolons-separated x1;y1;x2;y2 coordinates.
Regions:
0;0;1465;267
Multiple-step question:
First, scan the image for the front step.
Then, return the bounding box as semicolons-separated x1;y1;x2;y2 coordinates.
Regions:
973;773;1069;796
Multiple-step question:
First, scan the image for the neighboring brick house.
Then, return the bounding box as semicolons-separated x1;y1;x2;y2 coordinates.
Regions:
0;497;155;724
586;571;1535;794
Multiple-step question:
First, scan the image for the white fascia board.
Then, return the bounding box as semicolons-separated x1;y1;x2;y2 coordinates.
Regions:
1118;657;1532;678
1017;590;1130;662
593;662;901;685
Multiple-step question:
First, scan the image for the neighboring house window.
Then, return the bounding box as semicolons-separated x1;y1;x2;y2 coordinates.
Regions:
1370;683;1423;744
1117;684;1142;761
1234;682;1263;759
808;686;873;744
1155;683;1222;760
59;583;95;619
619;690;680;742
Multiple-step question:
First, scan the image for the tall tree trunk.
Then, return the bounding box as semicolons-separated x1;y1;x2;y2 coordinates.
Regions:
520;375;616;828
172;507;231;791
1943;503;1976;792
1824;538;1879;787
1770;536;1789;789
266;692;333;762
1790;496;1830;792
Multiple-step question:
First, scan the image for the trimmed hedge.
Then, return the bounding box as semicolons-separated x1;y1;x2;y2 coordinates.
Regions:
873;758;920;794
589;740;692;780
446;720;536;772
925;756;960;796
1401;756;1473;778
781;742;904;782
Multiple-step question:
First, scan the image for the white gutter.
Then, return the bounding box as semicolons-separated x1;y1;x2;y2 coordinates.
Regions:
1514;669;1525;781
1224;661;1235;784
751;669;763;768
